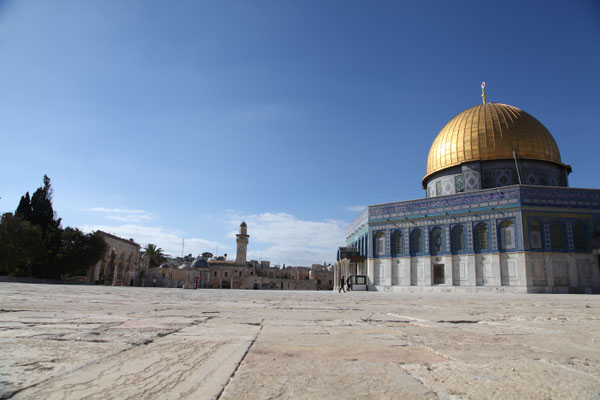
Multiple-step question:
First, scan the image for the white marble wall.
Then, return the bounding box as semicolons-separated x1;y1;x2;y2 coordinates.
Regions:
368;251;598;293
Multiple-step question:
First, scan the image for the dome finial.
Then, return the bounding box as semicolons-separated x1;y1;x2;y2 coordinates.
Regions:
481;81;487;104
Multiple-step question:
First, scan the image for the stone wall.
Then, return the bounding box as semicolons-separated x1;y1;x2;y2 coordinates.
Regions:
87;231;141;286
365;251;599;293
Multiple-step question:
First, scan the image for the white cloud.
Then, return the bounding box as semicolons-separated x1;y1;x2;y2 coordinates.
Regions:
105;214;155;223
83;207;347;266
90;207;155;223
81;224;227;258
346;205;366;212
227;212;346;266
90;207;148;214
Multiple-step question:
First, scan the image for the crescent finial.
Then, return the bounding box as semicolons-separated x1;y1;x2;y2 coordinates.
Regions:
481;82;487;104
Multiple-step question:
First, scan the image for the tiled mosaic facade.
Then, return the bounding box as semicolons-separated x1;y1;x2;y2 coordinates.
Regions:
425;160;569;198
344;185;600;293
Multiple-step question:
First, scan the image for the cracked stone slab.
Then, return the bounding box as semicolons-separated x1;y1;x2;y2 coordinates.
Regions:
0;338;129;397
220;360;439;400
403;359;600;400
12;321;261;400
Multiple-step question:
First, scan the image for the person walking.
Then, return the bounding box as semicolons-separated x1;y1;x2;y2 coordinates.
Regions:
347;276;353;292
339;276;346;293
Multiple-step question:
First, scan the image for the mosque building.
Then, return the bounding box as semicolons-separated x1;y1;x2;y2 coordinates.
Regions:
336;84;600;293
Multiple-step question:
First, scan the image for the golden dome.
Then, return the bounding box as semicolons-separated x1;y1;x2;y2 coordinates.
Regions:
423;103;564;186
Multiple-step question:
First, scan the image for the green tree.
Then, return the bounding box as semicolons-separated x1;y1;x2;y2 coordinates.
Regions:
29;175;61;231
1;175;106;279
53;229;107;278
201;252;213;260
143;244;165;268
15;192;33;221
0;213;43;276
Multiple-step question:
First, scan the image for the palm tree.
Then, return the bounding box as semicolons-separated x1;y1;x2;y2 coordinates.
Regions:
142;244;165;268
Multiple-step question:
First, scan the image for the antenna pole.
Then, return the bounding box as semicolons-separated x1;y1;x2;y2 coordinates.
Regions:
513;150;523;185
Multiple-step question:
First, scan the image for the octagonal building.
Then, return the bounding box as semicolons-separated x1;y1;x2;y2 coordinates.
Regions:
336;89;600;293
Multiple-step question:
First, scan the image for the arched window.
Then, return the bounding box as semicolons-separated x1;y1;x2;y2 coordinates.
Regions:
573;221;587;250
529;219;543;249
475;223;489;252
451;225;465;254
375;232;385;257
499;220;516;250
551;222;565;250
430;227;443;254
392;231;403;256
410;228;422;256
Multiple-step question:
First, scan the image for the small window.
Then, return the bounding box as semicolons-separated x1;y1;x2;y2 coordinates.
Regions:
410;229;423;255
375;232;385;257
392;231;403;255
529;219;543;249
475;223;489;251
430;228;443;254
214;271;217;276
573;221;586;250
499;220;516;250
551;222;564;250
224;271;228;277
451;225;465;254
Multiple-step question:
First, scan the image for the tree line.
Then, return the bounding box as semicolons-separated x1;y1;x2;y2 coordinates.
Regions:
0;175;106;279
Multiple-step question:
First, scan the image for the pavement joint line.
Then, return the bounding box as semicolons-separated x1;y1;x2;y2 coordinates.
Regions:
386;313;428;323
6;320;200;399
536;359;600;383
3;344;135;399
398;364;442;400
215;320;264;400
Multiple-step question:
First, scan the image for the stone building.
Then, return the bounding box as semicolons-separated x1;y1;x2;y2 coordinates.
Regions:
87;231;141;286
140;260;210;289
130;221;333;290
336;86;600;293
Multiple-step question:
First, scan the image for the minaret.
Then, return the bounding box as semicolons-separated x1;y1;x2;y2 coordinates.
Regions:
235;221;249;265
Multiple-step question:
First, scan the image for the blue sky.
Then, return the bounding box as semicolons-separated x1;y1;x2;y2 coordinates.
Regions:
1;0;599;265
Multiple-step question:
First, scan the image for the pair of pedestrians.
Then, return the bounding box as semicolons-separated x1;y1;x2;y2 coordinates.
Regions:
338;276;352;293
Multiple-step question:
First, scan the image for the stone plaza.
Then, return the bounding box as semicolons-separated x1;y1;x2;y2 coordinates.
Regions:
0;283;599;399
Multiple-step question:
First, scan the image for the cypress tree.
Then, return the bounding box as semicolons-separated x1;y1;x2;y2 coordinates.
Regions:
15;192;33;222
30;174;60;231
